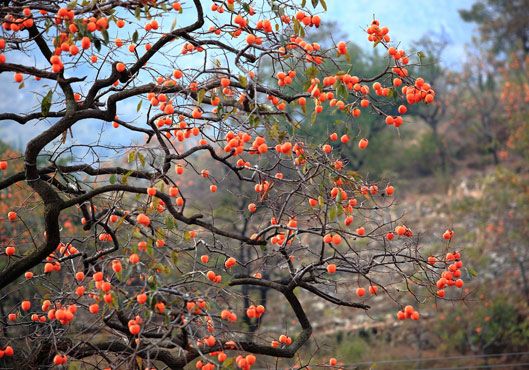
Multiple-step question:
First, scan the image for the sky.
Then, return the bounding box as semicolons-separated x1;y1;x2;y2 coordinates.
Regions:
0;0;477;149
325;0;476;67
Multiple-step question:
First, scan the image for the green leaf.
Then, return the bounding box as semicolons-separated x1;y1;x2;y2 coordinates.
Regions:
310;110;317;124
93;38;101;52
101;29;109;45
121;170;133;184
109;174;117;184
299;23;305;37
136;99;142;112
336;83;348;101
417;51;425;64
75;19;87;36
319;0;327;10
311;0;319;8
301;0;306;7
137;152;146;167
197;89;206;105
170;18;177;31
170;250;179;265
249;114;259;128
165;215;176;230
128;150;136;163
336;205;343;217
41;90;53;117
305;66;318;79
18;82;25;89
239;75;248;88
147;274;157;289
155;228;165;240
268;122;281;141
329;206;337;221
293;18;300;36
132;30;138;44
147;244;155;257
132;229;142;239
134;6;141;20
44;18;53;30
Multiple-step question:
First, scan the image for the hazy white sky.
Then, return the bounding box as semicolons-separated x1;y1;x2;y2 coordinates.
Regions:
325;0;476;67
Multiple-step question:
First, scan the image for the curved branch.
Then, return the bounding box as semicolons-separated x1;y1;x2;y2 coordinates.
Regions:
298;281;370;310
0;111;66;125
0;63;85;83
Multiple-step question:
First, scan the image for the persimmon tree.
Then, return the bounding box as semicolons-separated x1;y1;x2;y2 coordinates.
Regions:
0;1;463;369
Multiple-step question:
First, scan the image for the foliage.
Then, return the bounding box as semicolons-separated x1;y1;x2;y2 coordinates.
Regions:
459;0;529;57
435;297;529;355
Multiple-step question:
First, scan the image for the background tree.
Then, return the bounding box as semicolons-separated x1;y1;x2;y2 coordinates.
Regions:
459;0;529;57
407;35;451;173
